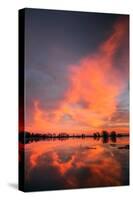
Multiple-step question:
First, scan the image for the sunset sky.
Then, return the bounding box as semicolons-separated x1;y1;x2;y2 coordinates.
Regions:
24;9;129;134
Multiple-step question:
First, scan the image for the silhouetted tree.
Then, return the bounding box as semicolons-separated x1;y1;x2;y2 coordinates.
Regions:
81;134;85;138
96;132;100;137
101;130;109;138
93;133;97;139
110;131;117;138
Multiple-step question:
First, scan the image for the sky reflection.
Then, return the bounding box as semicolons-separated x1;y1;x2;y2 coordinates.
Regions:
22;138;129;191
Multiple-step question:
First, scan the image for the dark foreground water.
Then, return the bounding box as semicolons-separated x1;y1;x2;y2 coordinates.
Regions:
20;137;129;191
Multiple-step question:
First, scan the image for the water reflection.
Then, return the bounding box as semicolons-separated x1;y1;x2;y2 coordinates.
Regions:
20;137;129;191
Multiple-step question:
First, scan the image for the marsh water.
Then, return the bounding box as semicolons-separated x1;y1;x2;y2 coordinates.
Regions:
20;137;129;191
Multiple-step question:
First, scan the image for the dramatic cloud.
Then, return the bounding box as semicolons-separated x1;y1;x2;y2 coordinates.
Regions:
25;17;129;133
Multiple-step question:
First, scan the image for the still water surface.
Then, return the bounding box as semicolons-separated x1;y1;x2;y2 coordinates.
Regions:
21;137;129;191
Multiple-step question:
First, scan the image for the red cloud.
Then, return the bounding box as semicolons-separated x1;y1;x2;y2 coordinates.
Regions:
26;18;129;133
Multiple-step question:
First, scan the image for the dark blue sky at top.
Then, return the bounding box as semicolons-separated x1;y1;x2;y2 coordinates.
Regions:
24;8;129;125
25;9;121;67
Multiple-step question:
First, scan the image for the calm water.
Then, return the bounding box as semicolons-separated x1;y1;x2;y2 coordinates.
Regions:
20;137;129;191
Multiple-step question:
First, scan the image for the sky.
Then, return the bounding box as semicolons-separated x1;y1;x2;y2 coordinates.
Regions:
24;9;129;134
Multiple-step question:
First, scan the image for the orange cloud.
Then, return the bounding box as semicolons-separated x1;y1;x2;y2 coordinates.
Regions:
26;18;129;133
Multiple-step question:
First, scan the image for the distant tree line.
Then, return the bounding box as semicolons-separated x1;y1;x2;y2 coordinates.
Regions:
93;130;124;138
19;130;128;144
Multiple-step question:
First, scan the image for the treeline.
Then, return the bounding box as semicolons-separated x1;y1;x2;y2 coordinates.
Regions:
93;130;128;139
19;130;128;143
